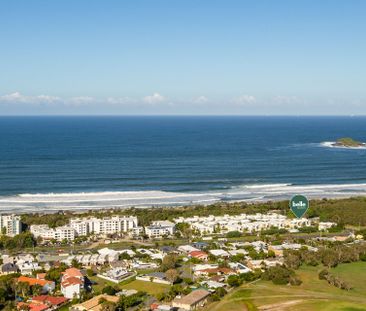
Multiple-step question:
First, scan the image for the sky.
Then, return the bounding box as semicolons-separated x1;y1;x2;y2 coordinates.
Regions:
0;0;365;115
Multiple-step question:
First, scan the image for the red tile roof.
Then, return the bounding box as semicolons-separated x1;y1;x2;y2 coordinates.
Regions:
18;302;50;311
189;251;208;258
62;267;83;278
32;295;68;306
61;276;83;288
26;303;49;311
18;276;53;287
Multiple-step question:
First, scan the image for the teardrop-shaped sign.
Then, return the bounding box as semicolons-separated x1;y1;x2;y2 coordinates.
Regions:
290;195;309;218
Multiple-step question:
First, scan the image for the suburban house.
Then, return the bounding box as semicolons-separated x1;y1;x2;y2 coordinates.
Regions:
17;276;55;294
136;272;172;285
172;289;211;310
31;295;69;309
61;268;84;299
1;262;18;275
209;249;230;258
188;251;208;261
178;245;200;254
70;294;119;311
194;267;236;278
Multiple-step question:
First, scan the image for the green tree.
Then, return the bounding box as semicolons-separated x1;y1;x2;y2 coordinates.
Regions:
161;254;178;272
165;269;179;284
102;285;117;295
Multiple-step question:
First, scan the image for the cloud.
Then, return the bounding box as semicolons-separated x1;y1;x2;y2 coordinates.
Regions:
68;96;95;105
142;92;166;104
234;94;256;105
36;94;61;104
106;96;133;105
193;96;208;104
0;92;61;104
0;92;27;102
272;95;302;105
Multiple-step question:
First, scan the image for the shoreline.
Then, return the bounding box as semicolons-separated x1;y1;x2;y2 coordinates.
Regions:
0;193;366;215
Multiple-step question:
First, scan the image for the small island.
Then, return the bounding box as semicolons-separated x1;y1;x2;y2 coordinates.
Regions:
332;137;366;148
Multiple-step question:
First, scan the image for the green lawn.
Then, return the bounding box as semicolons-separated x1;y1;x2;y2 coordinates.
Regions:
89;275;120;293
120;280;170;296
207;262;366;311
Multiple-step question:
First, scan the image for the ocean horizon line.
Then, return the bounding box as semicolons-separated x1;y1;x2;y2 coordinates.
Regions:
0;114;365;118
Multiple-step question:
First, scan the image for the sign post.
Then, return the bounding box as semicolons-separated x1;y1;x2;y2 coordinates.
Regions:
290;194;309;218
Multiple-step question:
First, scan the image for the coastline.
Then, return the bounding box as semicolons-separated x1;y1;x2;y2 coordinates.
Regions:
2;182;366;214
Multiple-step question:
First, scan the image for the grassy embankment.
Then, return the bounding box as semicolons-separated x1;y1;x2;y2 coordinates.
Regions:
208;262;366;311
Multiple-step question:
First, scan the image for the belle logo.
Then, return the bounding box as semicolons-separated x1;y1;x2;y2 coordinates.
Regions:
290;195;309;218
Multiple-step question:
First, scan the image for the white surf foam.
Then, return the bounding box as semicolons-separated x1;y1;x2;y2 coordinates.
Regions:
1;182;366;213
320;141;366;150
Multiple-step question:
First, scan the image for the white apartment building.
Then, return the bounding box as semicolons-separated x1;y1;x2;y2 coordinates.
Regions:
30;224;75;241
0;214;22;236
144;220;175;238
70;216;139;236
173;213;312;235
31;215;140;241
318;221;336;231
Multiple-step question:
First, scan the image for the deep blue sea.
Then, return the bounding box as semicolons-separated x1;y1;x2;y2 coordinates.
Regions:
0;116;366;213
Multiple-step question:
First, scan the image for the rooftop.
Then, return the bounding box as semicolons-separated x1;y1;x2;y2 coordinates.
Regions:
173;289;210;306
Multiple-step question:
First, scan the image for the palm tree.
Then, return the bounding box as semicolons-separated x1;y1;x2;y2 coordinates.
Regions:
16;282;30;298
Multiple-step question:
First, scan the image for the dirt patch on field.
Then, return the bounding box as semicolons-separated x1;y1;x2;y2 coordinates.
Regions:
258;299;304;311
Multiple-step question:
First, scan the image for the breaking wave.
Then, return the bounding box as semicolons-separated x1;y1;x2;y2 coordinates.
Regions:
320;141;366;150
1;182;366;213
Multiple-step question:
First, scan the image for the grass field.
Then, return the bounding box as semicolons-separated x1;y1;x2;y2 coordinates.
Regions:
207;262;366;311
120;280;170;296
89;275;120;293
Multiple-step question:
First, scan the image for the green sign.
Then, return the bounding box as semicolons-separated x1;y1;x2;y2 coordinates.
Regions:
290;195;309;218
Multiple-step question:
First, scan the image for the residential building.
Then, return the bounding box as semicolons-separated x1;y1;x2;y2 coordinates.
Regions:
145;220;175;238
319;221;336;231
17;276;55;294
1;263;18;275
172;289;210;310
194;267;236;278
61;268;84;299
99;267;131;283
31;295;68;309
70;294;119;311
17;261;41;275
0;214;22;236
178;245;200;254
136;272;172;285
173;212;313;235
30;224;75;241
70;216;139;236
209;249;230;258
189;250;208;261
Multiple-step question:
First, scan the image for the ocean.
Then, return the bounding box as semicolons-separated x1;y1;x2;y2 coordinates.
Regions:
0;116;366;213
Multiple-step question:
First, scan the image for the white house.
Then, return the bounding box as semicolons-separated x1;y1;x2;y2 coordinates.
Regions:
61;268;84;299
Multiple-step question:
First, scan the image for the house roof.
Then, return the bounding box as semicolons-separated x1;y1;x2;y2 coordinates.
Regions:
173;289;210;306
199;267;235;275
1;262;17;272
147;272;166;279
32;295;68;306
63;267;83;278
189;251;208;258
61;276;83;288
73;294;119;310
18;276;53;287
31;305;49;311
17;302;48;311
